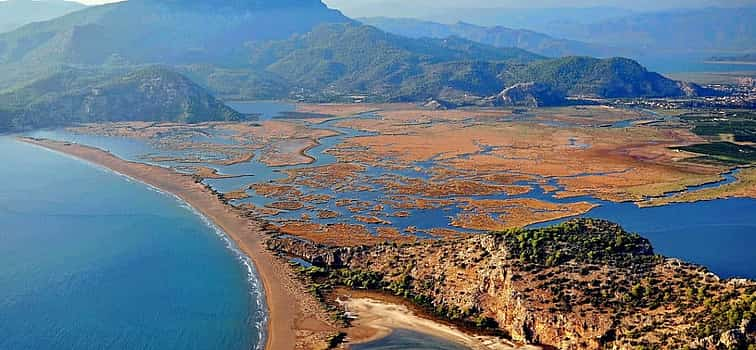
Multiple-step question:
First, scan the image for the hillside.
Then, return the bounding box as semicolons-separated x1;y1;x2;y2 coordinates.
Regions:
271;219;756;349
0;0;85;34
0;0;351;88
0;66;243;132
0;1;711;110
241;24;703;102
506;56;709;98
247;23;541;101
359;17;618;58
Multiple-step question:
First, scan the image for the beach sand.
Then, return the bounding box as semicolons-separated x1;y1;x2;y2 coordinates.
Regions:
337;291;541;350
20;137;336;350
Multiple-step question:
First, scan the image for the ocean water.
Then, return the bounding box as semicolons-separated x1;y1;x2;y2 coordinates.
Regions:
351;329;469;350
0;137;264;350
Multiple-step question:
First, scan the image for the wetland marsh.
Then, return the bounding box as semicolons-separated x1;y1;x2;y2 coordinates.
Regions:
27;102;756;278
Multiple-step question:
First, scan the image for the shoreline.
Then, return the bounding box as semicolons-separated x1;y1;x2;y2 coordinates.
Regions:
19;137;336;350
334;289;542;350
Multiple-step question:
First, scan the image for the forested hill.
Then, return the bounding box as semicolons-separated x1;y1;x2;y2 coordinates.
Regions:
0;67;243;132
238;24;708;102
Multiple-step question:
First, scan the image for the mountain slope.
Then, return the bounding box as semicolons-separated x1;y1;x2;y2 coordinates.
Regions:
0;0;85;34
244;24;703;102
248;23;542;101
0;0;351;88
0;66;243;131
359;17;617;58
506;56;700;98
0;2;709;109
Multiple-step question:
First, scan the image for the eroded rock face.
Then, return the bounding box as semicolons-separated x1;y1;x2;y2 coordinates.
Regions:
497;82;566;107
269;219;756;349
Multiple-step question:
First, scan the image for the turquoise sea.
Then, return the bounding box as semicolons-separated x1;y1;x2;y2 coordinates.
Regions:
0;137;265;350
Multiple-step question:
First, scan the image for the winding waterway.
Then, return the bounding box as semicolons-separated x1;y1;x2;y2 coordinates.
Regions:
26;102;756;282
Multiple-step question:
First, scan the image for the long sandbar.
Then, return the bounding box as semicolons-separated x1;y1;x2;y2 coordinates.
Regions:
20;137;334;350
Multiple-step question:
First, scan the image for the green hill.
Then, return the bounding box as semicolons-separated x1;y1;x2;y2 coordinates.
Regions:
248;23;540;101
243;25;705;102
0;66;243;132
507;56;698;98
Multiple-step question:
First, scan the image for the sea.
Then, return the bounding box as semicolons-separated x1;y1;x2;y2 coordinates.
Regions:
0;137;265;350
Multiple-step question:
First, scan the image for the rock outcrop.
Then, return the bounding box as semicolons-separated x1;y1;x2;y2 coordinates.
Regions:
497;82;565;107
270;219;756;349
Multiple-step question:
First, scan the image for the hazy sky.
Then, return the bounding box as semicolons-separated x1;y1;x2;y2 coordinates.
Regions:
74;0;756;9
324;0;755;10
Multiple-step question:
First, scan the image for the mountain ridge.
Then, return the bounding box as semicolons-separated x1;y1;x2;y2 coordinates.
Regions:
0;1;714;125
0;0;85;34
359;17;621;58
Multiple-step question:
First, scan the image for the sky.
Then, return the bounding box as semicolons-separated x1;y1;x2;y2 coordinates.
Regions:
73;0;756;9
324;0;754;10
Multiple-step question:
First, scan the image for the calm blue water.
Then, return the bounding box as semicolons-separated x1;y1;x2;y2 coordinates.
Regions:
227;101;296;121
351;329;468;350
531;198;756;279
0;137;264;350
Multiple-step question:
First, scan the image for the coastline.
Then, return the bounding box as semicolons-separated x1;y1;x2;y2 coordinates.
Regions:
19;137;336;350
335;289;542;350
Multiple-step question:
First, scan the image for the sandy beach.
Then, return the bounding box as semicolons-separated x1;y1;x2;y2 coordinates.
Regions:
337;290;542;350
20;137;336;350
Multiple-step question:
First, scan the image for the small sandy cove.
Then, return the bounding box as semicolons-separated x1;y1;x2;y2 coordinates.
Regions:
338;291;542;350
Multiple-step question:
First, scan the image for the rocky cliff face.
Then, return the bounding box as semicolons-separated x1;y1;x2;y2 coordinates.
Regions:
270;219;756;349
497;82;565;107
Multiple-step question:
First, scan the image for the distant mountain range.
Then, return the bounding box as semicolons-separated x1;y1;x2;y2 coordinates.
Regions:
411;7;756;58
359;17;621;58
0;0;85;34
338;5;636;29
0;0;714;131
708;53;756;63
0;0;349;71
549;7;756;53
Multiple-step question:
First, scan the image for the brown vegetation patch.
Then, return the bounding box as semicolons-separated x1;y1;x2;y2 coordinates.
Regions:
376;177;530;197
266;201;305;211
354;216;391;225
277;222;415;246
317;210;340;219
281;163;366;191
453;198;597;230
191;166;239;179
222;189;250;201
